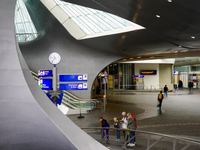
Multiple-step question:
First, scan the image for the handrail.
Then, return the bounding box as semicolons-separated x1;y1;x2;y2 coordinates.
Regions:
81;127;200;149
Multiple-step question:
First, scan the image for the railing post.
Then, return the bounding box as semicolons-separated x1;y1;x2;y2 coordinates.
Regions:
173;139;177;150
147;134;151;150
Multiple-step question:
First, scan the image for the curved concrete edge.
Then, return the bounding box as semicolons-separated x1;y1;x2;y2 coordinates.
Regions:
17;38;108;150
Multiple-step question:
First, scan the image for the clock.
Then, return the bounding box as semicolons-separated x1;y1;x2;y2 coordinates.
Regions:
48;52;61;65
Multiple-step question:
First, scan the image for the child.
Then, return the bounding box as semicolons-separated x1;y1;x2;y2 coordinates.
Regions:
113;117;120;141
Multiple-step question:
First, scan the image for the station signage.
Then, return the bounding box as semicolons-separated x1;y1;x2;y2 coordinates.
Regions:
39;78;52;90
59;83;87;90
173;71;178;75
134;75;144;78
38;70;52;77
59;74;88;82
140;70;157;75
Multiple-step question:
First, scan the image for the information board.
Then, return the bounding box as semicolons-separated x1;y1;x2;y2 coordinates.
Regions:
59;74;88;82
140;70;157;75
59;83;87;90
38;70;52;77
39;78;52;90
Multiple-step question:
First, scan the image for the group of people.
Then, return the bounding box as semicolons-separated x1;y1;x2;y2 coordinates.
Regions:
99;111;137;147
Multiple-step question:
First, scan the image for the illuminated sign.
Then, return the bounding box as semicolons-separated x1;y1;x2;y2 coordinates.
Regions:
59;83;88;90
140;70;157;75
59;74;88;82
173;71;178;75
134;75;144;78
38;70;52;77
39;78;52;90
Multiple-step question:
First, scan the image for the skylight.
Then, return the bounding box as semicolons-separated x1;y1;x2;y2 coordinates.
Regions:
41;0;145;40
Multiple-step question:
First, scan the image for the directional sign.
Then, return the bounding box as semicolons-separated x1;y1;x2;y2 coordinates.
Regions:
59;83;88;90
38;70;52;77
39;78;52;90
59;74;88;82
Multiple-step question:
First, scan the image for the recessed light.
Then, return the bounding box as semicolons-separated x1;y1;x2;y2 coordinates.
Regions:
130;58;133;60
174;51;178;53
156;15;160;18
137;56;141;59
123;59;126;61
179;46;182;47
168;0;172;2
191;36;195;39
150;56;155;58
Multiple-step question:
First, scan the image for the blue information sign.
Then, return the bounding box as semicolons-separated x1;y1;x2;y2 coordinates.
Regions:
59;83;88;90
39;78;52;90
38;70;52;77
59;74;88;82
46;92;63;105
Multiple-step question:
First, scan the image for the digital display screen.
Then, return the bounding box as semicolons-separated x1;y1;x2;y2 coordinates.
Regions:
59;74;88;82
38;70;52;77
140;70;157;75
59;83;87;90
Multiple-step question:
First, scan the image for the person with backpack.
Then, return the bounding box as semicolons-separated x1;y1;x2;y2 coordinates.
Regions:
99;117;110;143
157;91;164;110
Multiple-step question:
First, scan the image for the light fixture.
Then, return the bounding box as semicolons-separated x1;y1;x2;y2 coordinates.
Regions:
150;56;155;58
174;51;178;53
130;58;133;60
191;36;195;39
137;56;141;59
156;15;160;18
123;59;127;61
168;0;172;2
122;35;126;39
179;46;182;48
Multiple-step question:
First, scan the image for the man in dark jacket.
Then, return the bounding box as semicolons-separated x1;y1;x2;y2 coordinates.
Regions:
163;85;168;97
99;117;110;141
127;113;136;147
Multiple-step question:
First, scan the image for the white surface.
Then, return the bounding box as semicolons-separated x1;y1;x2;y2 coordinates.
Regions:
123;59;175;64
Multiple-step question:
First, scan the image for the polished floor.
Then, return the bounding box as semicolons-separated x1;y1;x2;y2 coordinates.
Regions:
67;89;200;149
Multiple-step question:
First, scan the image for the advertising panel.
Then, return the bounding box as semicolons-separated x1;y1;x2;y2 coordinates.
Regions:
140;70;157;75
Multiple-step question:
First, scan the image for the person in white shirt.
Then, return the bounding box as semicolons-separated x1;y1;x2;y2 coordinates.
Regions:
120;111;128;142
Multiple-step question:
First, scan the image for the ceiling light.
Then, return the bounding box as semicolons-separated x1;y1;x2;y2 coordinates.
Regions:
156;15;160;18
179;46;182;47
137;56;141;59
191;36;195;39
150;56;155;58
168;0;172;2
130;58;133;60
174;51;178;53
123;59;126;61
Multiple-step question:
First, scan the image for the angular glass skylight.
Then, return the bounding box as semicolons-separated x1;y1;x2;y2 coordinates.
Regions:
41;0;145;40
15;0;38;42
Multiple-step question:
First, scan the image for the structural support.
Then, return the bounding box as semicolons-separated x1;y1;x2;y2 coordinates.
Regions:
180;144;191;150
53;65;57;91
173;139;177;150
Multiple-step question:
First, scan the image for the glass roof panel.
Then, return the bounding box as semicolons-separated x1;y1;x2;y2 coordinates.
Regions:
55;0;144;37
15;0;38;42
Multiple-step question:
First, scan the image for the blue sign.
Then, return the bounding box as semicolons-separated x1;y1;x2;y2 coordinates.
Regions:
38;70;52;77
59;83;88;90
46;92;63;105
59;74;88;82
174;71;178;75
134;75;144;78
39;78;52;90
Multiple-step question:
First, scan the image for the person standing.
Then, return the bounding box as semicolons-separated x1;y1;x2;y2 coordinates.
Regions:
99;117;110;142
127;113;136;147
113;117;120;142
188;80;194;91
96;84;101;98
157;91;164;110
163;85;168;97
120;111;128;143
174;84;178;93
178;80;183;90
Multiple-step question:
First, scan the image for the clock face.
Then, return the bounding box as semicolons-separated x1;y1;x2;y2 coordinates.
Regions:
48;52;61;65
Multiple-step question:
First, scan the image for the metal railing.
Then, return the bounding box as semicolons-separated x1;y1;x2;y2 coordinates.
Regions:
30;70;99;111
81;127;200;150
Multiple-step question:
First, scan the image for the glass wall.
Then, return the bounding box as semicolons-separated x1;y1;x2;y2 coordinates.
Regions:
15;0;38;42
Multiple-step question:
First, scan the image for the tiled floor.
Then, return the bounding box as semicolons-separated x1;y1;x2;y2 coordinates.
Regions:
67;89;200;149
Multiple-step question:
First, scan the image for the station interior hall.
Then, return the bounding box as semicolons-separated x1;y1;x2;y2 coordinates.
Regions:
1;0;200;149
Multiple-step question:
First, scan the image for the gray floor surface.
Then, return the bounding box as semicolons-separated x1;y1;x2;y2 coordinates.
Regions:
67;89;200;150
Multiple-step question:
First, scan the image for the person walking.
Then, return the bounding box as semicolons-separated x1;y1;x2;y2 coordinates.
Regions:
157;91;164;110
99;117;110;142
178;80;183;90
188;80;194;91
120;111;128;143
113;117;120;142
127;113;136;147
163;85;168;97
174;84;178;93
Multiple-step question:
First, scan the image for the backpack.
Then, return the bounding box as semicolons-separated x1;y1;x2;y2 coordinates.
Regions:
132;115;137;128
158;94;162;100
